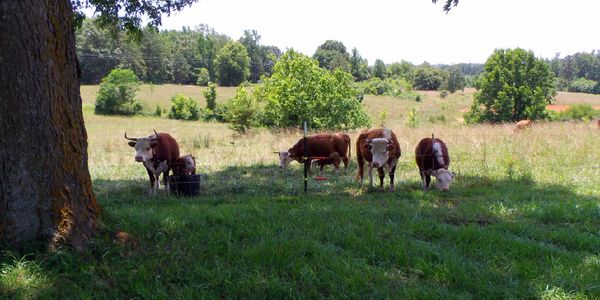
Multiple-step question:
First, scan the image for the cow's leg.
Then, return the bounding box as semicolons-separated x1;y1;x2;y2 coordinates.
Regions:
377;167;385;189
425;174;432;190
420;171;428;191
333;158;340;175
368;164;374;186
356;154;365;183
342;156;349;170
388;165;397;192
146;168;157;195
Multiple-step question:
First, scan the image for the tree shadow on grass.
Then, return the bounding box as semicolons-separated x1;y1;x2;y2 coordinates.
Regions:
3;165;599;298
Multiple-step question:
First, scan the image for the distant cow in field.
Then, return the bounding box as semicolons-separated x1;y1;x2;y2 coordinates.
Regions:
415;137;456;191
355;128;401;191
515;119;533;131
125;130;180;194
278;133;351;174
172;154;196;176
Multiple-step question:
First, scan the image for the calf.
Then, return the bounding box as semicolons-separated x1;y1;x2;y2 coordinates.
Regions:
515;119;533;131
278;133;351;173
125;130;180;194
311;152;341;175
355;129;401;191
415;137;455;191
172;154;196;176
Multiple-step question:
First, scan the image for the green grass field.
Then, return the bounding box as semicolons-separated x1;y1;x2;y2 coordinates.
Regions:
2;86;600;298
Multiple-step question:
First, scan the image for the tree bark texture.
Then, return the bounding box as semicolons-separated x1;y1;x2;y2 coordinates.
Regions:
0;0;100;249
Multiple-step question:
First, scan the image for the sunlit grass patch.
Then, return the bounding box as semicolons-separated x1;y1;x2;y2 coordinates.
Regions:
0;255;52;299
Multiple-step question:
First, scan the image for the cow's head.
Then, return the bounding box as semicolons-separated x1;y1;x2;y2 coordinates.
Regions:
277;150;294;169
178;154;196;175
125;130;159;162
364;138;394;168
431;169;456;192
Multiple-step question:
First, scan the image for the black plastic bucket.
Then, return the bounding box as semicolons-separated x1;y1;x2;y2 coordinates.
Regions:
168;174;202;196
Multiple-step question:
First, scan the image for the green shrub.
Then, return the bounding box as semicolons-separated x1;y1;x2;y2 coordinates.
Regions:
95;68;143;115
406;107;419;128
154;105;163;117
439;90;449;98
562;104;600;121
227;83;259;134
168;94;200;121
569;77;597;94
196;68;210;86
203;82;217;111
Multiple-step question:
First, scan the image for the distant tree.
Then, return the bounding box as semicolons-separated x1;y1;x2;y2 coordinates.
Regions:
465;48;556;123
140;28;171;83
373;59;387;79
412;65;447;90
258;50;370;129
560;55;577;90
75;18;119;84
387;60;414;80
239;29;264;83
443;66;466;93
349;48;370;81
214;41;250;86
313;40;349;71
261;45;282;78
170;50;194;84
95;68;143;115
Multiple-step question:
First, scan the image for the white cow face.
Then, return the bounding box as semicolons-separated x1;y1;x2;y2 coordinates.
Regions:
431;169;456;191
181;155;196;174
128;138;158;162
278;151;294;168
365;138;394;168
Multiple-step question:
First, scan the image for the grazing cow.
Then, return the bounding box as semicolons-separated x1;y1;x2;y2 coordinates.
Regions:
515;119;533;131
172;154;196;176
415;137;456;191
278;133;351;173
355;129;401;191
125;130;180;194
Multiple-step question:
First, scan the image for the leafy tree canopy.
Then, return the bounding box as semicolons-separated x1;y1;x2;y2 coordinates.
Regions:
257;50;370;130
465;48;556;123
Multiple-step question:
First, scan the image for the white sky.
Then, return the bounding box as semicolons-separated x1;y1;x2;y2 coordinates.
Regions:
158;0;600;65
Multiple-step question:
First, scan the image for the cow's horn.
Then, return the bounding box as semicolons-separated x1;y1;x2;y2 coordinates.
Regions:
273;151;280;154
153;129;159;139
387;138;392;144
366;138;372;143
124;132;137;141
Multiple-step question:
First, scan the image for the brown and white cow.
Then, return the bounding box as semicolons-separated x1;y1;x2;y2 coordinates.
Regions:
355;129;401;191
172;154;196;176
515;119;533;131
415;137;455;191
278;133;351;174
125;130;180;194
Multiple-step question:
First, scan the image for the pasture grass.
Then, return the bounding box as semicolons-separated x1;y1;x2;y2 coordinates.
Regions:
2;86;600;298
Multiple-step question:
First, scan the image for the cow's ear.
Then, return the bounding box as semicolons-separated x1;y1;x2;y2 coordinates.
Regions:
128;141;136;147
150;141;159;148
386;145;394;151
430;169;438;176
364;144;372;150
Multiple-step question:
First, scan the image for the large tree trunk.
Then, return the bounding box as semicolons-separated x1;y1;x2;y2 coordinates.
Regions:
0;0;100;250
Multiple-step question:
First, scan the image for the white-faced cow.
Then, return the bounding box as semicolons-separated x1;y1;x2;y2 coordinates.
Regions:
415;137;455;191
355;129;401;191
125;130;180;194
278;133;351;174
172;154;196;176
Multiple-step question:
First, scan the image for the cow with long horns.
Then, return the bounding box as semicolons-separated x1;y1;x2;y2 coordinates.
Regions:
124;130;180;194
